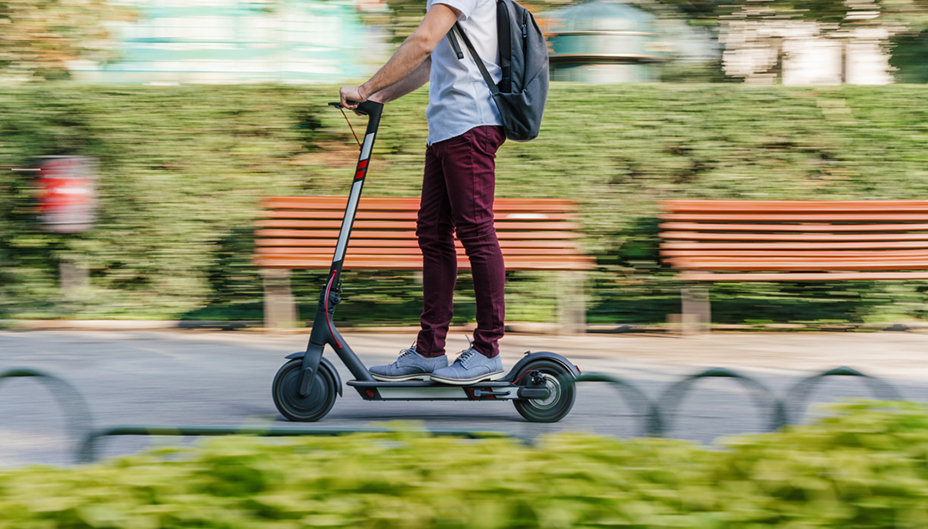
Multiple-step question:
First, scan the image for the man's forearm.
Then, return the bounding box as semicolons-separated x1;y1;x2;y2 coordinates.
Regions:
371;58;431;104
340;4;457;108
360;33;433;100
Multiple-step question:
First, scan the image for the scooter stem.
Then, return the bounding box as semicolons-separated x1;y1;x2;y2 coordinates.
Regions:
298;100;383;397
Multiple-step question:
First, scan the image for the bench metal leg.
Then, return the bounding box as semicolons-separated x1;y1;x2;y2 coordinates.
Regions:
556;271;586;335
262;269;298;330
680;285;711;335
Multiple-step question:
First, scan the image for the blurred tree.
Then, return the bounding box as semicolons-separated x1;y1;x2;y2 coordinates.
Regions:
636;0;928;31
641;0;730;24
0;0;133;81
316;0;928;50
717;0;928;82
773;0;928;29
379;0;618;44
891;29;928;82
379;0;427;44
794;0;928;83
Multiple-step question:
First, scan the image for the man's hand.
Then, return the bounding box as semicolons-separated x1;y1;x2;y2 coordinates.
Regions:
339;86;367;109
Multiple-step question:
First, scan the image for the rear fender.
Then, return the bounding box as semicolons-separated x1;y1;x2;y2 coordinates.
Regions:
502;351;580;383
284;353;343;396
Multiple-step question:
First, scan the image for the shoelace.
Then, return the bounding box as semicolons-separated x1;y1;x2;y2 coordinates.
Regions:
456;349;475;366
398;343;417;359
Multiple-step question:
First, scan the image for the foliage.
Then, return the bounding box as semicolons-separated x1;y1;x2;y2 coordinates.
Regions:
638;0;732;26
717;0;928;82
891;30;928;82
0;0;133;81
376;0;592;44
774;0;928;31
3;402;928;527
4;84;928;324
647;0;928;31
378;0;428;44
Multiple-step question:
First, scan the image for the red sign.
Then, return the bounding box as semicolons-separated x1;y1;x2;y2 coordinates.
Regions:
36;156;97;233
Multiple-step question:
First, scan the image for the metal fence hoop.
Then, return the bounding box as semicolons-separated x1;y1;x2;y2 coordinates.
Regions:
785;366;903;424
655;367;787;438
0;364;912;465
0;367;94;463
572;373;658;437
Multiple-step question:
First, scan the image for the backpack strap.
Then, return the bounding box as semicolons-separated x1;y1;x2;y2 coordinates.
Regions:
446;31;464;60
450;22;499;96
496;0;512;93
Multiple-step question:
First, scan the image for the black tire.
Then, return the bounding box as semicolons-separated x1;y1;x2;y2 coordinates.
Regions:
513;359;576;423
272;359;338;422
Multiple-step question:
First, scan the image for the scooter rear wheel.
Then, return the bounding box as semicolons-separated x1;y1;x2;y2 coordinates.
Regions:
513;359;576;423
273;359;338;422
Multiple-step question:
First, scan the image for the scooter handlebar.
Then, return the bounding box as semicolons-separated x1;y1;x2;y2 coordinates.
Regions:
328;100;383;118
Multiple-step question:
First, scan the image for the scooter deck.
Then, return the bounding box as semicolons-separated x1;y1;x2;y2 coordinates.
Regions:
347;380;511;387
347;379;539;401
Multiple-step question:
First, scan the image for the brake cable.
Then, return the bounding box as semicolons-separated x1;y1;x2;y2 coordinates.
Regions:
338;106;362;151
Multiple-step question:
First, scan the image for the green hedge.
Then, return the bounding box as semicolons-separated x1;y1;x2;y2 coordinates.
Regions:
3;84;928;324
2;402;928;527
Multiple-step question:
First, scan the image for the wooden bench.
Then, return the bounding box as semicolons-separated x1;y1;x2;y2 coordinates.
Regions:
254;196;595;332
659;199;928;333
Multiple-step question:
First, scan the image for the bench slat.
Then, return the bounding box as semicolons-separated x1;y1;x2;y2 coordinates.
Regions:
257;219;584;231
678;271;928;281
255;255;595;271
662;249;928;259
256;238;582;249
663;199;928;213
669;256;928;271
263;196;578;211
661;241;928;251
660;222;928;232
661;231;928;242
257;247;584;256
255;229;581;240
662;213;928;222
263;210;578;221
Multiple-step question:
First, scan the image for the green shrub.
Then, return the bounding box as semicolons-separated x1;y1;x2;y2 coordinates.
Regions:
2;402;928;527
3;84;928;324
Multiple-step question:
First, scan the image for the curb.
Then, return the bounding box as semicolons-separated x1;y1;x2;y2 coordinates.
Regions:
0;320;259;331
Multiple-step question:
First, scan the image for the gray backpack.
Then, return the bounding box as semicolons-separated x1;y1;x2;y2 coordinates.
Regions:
447;0;549;142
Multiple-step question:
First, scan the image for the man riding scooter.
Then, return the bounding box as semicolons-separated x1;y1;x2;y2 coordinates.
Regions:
340;0;507;385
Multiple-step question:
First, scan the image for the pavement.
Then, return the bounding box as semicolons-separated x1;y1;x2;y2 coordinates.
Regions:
2;326;928;468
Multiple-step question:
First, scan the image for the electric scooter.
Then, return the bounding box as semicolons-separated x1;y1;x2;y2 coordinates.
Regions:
271;100;579;423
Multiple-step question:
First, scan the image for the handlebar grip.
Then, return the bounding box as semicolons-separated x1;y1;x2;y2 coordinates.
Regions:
328;100;383;117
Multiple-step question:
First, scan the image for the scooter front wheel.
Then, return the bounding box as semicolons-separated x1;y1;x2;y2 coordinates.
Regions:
273;359;338;422
513;359;576;423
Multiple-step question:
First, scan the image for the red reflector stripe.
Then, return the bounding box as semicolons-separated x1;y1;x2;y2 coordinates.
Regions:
358;159;368;169
355;170;365;180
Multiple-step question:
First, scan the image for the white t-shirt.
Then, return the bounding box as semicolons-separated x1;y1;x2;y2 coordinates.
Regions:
426;0;503;145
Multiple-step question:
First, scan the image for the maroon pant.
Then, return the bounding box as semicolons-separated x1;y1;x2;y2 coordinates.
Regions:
415;126;506;359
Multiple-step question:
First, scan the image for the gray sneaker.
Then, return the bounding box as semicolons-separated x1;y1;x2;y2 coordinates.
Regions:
430;348;505;385
369;344;448;382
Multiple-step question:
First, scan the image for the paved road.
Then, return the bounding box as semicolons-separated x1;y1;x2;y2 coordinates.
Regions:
2;329;927;467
